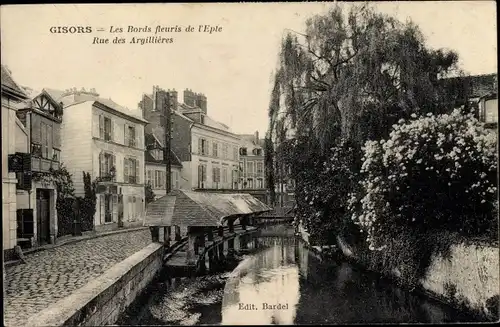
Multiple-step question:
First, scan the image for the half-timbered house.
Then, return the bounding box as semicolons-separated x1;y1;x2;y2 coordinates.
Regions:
15;88;64;247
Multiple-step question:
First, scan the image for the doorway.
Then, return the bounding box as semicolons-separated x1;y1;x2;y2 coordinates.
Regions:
104;194;113;223
36;189;51;245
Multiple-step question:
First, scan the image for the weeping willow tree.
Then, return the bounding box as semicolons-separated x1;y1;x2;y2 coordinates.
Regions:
266;3;465;242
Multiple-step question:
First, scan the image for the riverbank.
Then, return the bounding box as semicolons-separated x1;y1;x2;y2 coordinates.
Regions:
296;228;499;322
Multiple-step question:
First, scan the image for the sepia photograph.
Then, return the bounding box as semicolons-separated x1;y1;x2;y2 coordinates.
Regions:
1;1;498;326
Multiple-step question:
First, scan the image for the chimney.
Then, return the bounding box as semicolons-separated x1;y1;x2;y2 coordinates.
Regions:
183;88;196;107
196;93;207;114
170;88;178;111
255;131;259;144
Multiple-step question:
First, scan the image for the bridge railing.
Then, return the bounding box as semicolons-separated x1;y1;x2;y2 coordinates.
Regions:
160;218;292;266
161;224;244;264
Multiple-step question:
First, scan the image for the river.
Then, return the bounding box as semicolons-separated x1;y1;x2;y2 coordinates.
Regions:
117;224;481;325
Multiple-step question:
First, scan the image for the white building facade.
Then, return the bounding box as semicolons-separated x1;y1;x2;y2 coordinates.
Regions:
1;65;29;260
56;88;148;231
190;121;241;190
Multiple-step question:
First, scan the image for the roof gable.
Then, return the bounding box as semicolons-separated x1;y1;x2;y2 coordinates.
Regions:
1;65;28;99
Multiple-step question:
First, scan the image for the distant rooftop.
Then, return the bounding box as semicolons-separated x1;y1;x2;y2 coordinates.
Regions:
43;87;146;122
1;65;29;99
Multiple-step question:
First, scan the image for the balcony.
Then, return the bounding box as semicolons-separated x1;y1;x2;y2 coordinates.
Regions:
97;167;117;183
31;157;60;172
31;143;60;172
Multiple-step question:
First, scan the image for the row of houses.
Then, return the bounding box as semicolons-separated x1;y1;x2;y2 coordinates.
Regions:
1;67;269;260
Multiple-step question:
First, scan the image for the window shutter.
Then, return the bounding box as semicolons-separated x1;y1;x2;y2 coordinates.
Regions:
198;138;202;155
111;120;117;142
99;194;105;224
99;115;104;139
112;154;116;180
112;195;118;222
198;165;202;186
124;124;129;146
135;159;139;183
99;152;104;177
124;158;129;183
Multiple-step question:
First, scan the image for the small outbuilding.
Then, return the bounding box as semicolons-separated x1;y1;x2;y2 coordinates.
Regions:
144;189;271;264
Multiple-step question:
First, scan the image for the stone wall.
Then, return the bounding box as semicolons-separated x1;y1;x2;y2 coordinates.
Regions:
26;243;164;327
334;235;499;320
420;242;499;318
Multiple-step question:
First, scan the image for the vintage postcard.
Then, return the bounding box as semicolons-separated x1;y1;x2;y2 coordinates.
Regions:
1;1;498;326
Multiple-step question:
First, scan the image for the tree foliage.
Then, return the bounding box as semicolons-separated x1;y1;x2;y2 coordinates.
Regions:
145;182;156;204
266;3;465;239
32;164;76;236
80;171;97;232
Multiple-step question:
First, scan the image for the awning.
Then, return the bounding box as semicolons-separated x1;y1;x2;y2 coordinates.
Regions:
144;189;272;227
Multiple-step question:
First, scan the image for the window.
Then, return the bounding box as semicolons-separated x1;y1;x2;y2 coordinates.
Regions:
147;170;153;185
99;152;116;181
198;164;207;188
213;142;218;157
52;149;60;162
232;168;239;189
247;178;254;189
31;143;42;157
222;144;228;159
40;122;52;159
46;124;53;159
124;157;139;184
99;115;112;141
212;167;221;188
233;147;238;161
257;178;264;189
253;148;263;156
151;149;163;161
125;124;136;147
247;161;254;174
239;147;247;156
198;138;208;155
256;162;264;174
222;167;228;183
154;170;166;189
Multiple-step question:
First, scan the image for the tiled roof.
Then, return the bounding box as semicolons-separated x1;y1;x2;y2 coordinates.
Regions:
144;190;272;227
1;65;28;99
43;88;147;122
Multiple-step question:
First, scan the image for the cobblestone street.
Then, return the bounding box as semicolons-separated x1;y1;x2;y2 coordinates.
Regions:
3;229;151;327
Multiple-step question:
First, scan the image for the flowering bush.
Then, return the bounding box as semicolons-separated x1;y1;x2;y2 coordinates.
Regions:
350;108;498;250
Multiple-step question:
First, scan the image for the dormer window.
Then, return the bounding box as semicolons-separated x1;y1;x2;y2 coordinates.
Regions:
252;148;262;156
152;148;163;161
239;147;247;156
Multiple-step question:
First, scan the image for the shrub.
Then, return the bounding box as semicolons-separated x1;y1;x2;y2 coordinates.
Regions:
145;182;156;204
350;108;498;251
299;140;363;245
81;172;97;232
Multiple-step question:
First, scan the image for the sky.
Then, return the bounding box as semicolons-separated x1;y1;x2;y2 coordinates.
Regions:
1;2;497;136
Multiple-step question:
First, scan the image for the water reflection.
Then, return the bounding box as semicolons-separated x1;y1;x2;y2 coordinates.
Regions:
221;226;479;324
222;240;301;325
118;225;481;326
